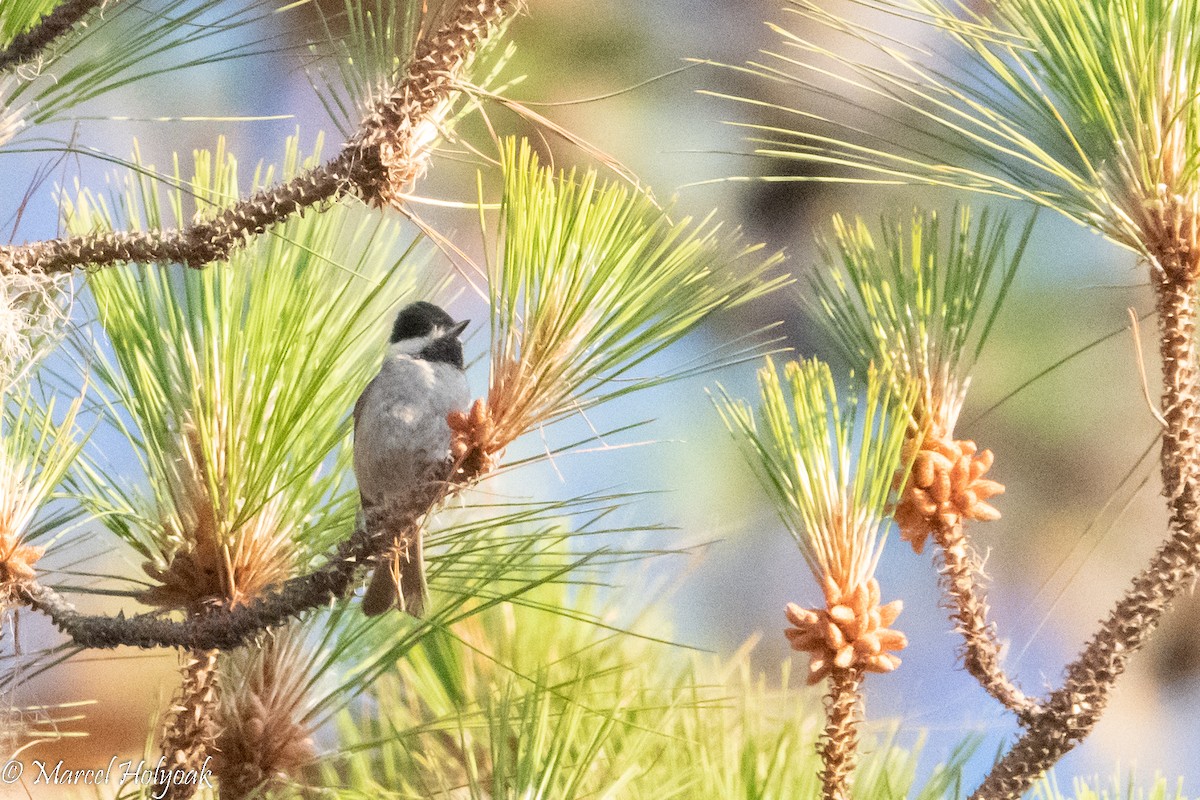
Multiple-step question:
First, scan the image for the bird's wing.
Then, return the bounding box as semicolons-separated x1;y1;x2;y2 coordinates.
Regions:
352;373;376;435
353;374;379;507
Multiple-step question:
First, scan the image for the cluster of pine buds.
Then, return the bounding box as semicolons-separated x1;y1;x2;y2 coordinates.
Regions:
448;398;500;478
216;692;316;796
0;531;44;603
893;435;1004;554
784;577;907;684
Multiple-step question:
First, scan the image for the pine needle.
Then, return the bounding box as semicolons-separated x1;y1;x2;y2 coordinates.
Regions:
714;357;913;592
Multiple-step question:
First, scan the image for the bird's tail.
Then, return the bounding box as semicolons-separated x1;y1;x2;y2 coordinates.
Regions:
362;531;426;617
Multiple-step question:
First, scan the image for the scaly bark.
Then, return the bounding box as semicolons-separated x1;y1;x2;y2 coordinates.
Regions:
973;266;1200;798
819;667;864;800
0;0;111;73
935;525;1039;724
157;648;220;800
20;479;451;650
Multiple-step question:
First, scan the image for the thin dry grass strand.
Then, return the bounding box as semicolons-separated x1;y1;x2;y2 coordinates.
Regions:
1127;307;1168;428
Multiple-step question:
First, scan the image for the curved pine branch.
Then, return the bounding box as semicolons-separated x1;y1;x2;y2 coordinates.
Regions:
20;482;446;651
935;526;1041;724
0;0;520;274
973;264;1200;798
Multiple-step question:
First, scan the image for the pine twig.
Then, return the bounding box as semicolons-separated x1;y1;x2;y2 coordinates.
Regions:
157;648;221;800
934;525;1040;724
2;160;356;273
972;259;1200;798
0;0;111;73
819;667;863;800
0;0;521;275
351;0;517;209
894;434;1035;720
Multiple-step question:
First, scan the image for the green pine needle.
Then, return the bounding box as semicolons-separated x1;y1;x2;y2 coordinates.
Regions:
0;382;85;549
486;137;785;451
1;0;283;147
714;357;913;591
810;205;1031;433
0;1;60;43
305;0;424;140
63;134;434;597
1034;769;1189;800
315;582;981;800
718;0;1200;261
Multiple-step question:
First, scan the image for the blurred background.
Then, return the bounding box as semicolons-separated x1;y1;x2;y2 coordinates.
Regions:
0;0;1191;794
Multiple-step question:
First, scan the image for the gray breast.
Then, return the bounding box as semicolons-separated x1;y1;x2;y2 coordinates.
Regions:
353;355;469;505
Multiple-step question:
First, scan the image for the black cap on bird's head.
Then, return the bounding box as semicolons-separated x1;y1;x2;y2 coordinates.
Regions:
389;301;469;366
391;301;463;343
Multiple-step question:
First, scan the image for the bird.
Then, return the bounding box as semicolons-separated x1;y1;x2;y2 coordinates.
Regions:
353;301;470;617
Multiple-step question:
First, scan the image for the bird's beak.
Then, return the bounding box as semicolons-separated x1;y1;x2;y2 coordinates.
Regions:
447;319;470;338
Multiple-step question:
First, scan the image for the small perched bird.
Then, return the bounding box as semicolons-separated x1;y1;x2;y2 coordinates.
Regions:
353;301;470;617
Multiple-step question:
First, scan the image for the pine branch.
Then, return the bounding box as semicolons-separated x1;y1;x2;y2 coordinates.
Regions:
157;648;221;800
0;0;110;73
973;258;1200;798
819;667;863;800
934;525;1039;724
351;0;517;208
19;480;449;651
0;0;520;275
